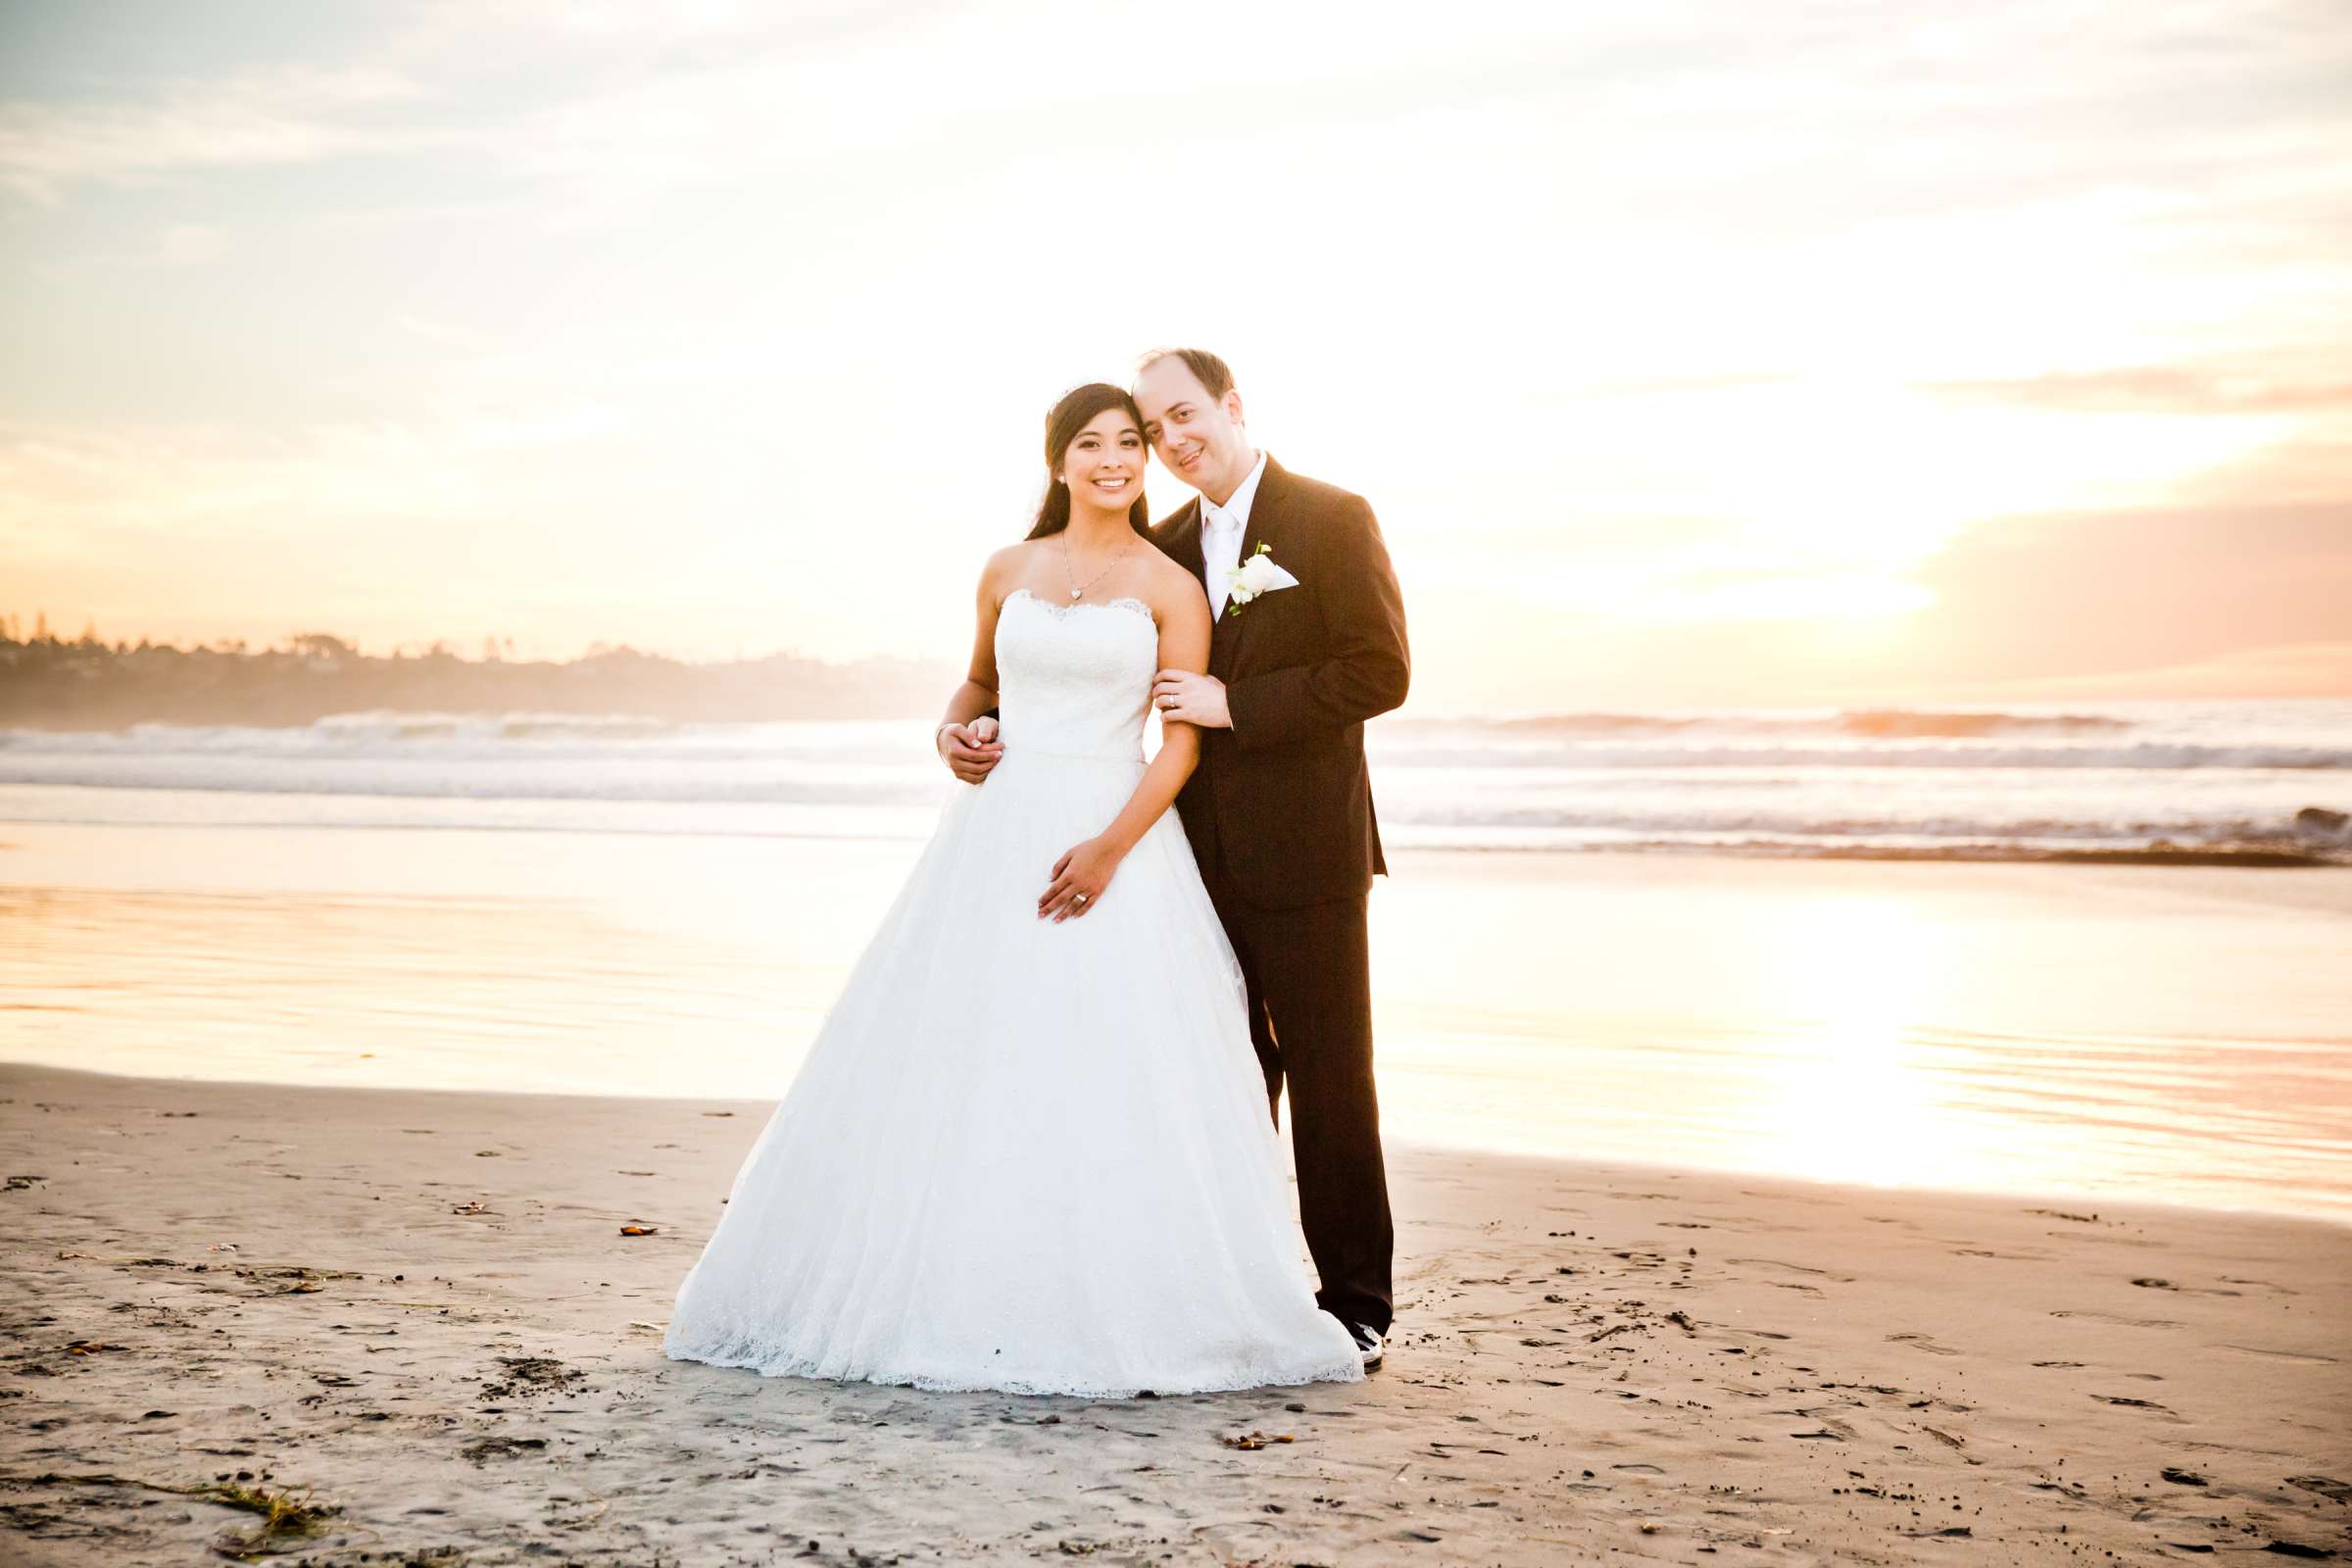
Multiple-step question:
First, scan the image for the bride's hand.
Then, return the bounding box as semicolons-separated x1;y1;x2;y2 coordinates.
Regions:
1040;836;1120;922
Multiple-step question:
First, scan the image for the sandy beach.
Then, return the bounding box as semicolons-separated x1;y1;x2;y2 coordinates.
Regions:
3;1062;2346;1565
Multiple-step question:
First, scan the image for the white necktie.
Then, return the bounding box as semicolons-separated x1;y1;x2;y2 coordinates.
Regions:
1203;509;1243;616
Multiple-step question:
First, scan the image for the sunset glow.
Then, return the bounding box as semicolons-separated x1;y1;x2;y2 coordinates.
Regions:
2;0;2346;710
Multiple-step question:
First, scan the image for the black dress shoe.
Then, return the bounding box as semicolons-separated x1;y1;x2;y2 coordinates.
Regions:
1345;1321;1385;1371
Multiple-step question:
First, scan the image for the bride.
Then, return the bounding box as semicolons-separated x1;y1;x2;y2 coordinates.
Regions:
662;382;1365;1396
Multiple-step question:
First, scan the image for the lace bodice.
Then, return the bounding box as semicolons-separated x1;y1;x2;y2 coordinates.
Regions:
994;587;1157;763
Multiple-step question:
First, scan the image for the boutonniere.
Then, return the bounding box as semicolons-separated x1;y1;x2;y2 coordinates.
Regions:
1223;542;1299;614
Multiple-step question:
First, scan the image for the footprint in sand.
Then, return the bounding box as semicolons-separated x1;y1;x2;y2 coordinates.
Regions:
1886;1333;1961;1357
2049;1309;2186;1330
2218;1344;2337;1365
2091;1394;2180;1416
1730;1257;1857;1285
2132;1277;2243;1297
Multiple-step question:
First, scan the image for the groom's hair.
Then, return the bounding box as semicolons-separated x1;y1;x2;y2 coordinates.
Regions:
1136;346;1234;403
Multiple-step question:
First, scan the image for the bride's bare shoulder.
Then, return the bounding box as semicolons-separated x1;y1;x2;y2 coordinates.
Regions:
1137;548;1210;629
978;541;1043;598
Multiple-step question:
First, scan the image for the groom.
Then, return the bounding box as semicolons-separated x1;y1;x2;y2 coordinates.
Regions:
1133;348;1409;1369
940;349;1408;1366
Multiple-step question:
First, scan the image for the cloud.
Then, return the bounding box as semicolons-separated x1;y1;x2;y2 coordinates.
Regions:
1918;365;2352;415
0;62;423;202
0;403;621;556
155;221;226;266
1889;501;2352;684
1921;640;2352;700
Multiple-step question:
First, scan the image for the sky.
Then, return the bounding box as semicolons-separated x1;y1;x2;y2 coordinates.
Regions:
3;0;2349;714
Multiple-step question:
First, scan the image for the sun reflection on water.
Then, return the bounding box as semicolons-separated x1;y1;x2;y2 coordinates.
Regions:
1743;896;1948;1190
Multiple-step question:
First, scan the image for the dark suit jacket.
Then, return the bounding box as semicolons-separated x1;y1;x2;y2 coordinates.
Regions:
1151;456;1409;909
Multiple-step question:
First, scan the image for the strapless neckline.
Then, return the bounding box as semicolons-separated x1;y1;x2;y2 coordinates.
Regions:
1004;585;1155;627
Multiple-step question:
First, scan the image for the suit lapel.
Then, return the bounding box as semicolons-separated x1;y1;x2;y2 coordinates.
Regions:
1163;497;1206;592
1211;456;1287;676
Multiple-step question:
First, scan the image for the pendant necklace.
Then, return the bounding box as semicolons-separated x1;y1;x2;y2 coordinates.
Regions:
1060;535;1135;602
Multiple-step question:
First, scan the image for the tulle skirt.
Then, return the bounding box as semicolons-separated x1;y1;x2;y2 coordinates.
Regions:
662;748;1364;1396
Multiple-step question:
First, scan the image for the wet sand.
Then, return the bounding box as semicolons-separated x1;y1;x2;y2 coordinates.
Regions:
8;822;2352;1222
3;1063;2346;1565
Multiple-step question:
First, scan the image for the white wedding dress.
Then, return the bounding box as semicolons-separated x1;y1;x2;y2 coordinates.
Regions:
662;587;1364;1396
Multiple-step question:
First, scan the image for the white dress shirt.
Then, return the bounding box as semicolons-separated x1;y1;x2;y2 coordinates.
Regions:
1200;450;1268;619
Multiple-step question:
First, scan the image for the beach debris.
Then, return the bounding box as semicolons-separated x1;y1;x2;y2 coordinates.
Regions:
618;1224;658;1236
462;1435;549;1464
480;1355;586;1402
64;1340;114;1354
451;1200;490;1215
1218;1430;1295;1450
200;1478;340;1554
2161;1466;2208;1486
4;1173;44;1191
702;1110;734;1117
27;1473;338;1554
2287;1476;2352;1504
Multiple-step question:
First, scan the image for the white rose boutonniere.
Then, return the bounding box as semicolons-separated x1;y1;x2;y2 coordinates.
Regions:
1223;542;1299;614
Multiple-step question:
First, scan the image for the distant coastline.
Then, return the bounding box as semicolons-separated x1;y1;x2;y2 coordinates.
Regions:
0;628;956;728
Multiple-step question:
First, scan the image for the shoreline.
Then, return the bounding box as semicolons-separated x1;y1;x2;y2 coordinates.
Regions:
7;825;2351;1227
12;1058;2348;1235
4;1063;2347;1564
6;810;2348;865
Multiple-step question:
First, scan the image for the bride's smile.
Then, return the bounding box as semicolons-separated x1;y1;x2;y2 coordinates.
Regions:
1061;417;1147;514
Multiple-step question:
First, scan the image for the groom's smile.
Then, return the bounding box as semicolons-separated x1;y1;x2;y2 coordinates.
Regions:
1133;352;1254;507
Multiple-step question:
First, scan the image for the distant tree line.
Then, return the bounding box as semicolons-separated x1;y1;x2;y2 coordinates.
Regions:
0;614;953;729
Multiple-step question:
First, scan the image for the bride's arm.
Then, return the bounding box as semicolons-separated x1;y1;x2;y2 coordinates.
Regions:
939;550;1015;784
1037;583;1212;922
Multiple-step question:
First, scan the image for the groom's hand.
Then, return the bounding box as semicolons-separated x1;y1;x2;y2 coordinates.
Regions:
938;716;1003;785
1152;670;1231;729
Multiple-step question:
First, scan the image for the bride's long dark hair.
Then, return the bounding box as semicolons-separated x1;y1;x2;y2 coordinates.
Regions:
1026;382;1152;540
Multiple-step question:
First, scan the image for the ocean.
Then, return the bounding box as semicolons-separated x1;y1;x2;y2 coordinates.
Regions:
3;697;2347;861
3;696;2349;1224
